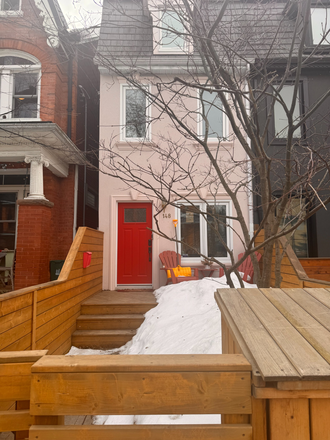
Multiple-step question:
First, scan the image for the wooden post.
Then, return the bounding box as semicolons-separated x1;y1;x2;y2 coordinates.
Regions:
31;290;37;350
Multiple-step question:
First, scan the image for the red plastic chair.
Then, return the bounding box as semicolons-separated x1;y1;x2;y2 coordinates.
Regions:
159;251;199;284
237;252;262;283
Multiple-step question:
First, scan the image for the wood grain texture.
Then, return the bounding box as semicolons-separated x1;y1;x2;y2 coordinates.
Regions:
251;397;267;440
30;371;251;415
240;288;330;379
310;399;330;440
215;289;299;381
261;288;330;365
31;354;251;373
0;351;47;363
254;386;330;399
29;424;252;440
268;399;310;440
0;228;103;355
0;410;33;432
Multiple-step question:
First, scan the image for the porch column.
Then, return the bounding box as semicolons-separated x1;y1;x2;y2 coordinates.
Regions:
24;155;49;200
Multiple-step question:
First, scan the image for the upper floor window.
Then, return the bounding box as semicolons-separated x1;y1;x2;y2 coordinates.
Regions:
121;85;150;141
0;52;40;120
273;84;303;138
311;7;330;45
159;10;185;52
0;0;21;12
199;90;226;140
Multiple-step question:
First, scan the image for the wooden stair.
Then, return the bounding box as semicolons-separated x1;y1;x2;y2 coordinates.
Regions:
72;291;157;350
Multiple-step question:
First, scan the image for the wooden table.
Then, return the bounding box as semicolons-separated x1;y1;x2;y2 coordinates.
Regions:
215;287;330;440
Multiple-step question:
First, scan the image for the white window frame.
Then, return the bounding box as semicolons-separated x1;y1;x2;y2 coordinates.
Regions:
273;84;302;139
175;200;232;265
120;84;151;142
0;50;41;122
0;0;22;16
197;89;228;140
311;7;330;45
158;9;186;53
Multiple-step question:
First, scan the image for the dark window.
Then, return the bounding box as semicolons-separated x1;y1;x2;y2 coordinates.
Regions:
1;0;20;11
124;208;146;223
0;192;16;250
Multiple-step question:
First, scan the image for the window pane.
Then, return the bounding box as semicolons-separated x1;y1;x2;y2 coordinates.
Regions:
3;0;20;11
274;85;301;138
161;11;185;49
124;208;146;223
2;174;30;185
201;90;224;138
0;233;15;250
13;97;38;118
0;56;33;65
0;193;16;220
125;89;147;138
207;205;227;257
180;205;200;257
14;72;37;95
311;8;330;45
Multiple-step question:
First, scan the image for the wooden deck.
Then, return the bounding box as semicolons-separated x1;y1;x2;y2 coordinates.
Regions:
72;290;157;349
216;286;330;439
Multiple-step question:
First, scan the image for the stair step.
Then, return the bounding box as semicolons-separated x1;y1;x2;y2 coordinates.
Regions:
80;303;156;315
71;329;136;350
76;314;145;330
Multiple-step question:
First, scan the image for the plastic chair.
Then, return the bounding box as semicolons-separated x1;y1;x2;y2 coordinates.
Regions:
0;251;15;291
159;251;199;284
237;252;262;283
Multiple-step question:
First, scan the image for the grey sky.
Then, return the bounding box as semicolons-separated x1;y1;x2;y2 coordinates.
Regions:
57;0;103;28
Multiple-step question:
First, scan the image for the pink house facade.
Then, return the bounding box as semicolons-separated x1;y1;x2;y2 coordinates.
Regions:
96;0;253;291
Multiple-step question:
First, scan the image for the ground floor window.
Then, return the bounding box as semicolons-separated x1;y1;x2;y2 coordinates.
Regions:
0;192;17;250
177;201;231;262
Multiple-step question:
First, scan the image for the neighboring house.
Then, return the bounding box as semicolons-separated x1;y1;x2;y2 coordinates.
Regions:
95;0;252;290
0;0;99;289
252;1;330;260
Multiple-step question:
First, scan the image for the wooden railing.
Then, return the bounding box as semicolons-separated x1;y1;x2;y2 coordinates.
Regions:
254;233;330;289
0;350;64;440
0;227;103;355
25;353;252;440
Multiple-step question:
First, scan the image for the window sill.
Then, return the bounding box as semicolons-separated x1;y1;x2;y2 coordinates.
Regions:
0;118;41;123
182;257;231;266
193;140;233;150
116;141;154;151
0;10;23;17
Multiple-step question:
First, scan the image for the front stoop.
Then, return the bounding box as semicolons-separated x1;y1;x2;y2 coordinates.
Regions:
71;291;157;349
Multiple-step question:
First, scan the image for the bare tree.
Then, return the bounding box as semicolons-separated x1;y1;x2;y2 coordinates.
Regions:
95;0;330;287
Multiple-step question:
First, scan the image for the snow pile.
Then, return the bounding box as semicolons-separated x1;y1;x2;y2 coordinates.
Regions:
68;275;256;425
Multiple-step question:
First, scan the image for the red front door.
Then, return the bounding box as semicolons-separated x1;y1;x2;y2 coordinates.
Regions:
117;203;152;285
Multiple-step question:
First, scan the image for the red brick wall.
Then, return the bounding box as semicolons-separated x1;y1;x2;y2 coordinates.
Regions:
14;166;76;289
0;0;78;140
44;166;76;261
15;203;53;290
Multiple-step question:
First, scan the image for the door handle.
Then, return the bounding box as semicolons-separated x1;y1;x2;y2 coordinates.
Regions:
148;246;152;261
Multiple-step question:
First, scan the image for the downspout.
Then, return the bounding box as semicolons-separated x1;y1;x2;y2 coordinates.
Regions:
245;75;254;239
67;53;73;139
73;164;78;238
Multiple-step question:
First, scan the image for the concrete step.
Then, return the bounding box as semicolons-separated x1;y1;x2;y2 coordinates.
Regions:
76;314;145;330
71;329;136;350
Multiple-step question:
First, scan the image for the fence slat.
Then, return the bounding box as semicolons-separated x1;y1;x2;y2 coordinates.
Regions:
29;424;252;440
31;370;251;415
0;409;33;431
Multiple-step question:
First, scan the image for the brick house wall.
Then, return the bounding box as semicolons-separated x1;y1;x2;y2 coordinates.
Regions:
0;0;82;289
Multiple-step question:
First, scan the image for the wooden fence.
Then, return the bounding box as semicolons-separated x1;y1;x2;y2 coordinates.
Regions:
0;227;103;356
254;233;330;289
27;353;252;440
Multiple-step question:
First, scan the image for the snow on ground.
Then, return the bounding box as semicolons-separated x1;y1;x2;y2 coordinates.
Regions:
68;275;256;425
